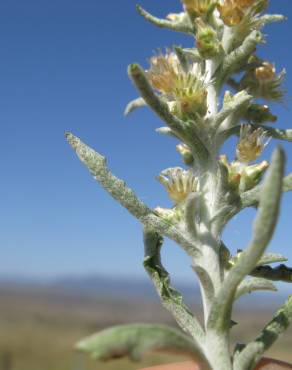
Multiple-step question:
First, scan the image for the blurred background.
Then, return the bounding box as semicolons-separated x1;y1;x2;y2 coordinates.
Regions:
0;0;291;369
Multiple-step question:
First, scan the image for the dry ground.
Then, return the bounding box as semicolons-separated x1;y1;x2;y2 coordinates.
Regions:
0;285;290;370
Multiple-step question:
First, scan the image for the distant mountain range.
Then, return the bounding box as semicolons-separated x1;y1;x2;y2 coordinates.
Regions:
51;274;201;299
0;273;289;310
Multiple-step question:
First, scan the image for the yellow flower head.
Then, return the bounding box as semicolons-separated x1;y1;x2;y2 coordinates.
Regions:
157;167;198;204
236;0;255;8
147;51;208;118
147;52;179;95
181;0;215;17
236;125;269;163
172;72;208;117
217;0;245;26
217;0;265;27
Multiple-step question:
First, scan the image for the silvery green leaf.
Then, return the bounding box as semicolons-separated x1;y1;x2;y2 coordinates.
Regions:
143;228;204;340
124;97;146;116
136;5;194;35
257;253;288;266
66;132;198;253
214;91;252;129
76;323;210;367
234;296;292;370
235;278;277;300
155;127;178;138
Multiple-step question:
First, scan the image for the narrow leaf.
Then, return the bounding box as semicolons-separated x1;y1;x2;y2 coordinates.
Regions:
136;5;193;35
221;31;264;83
235;278;277;301
257;14;287;28
250;264;292;283
260;126;292;142
66;132;198;254
234;296;292;370
241;172;292;209
214;91;252;129
65;132;150;220
124;97;146;116
257;253;288;266
155;127;178;138
76;323;210;367
143;228;204;341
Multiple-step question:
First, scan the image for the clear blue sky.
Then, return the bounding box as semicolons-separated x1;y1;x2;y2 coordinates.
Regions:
0;0;291;283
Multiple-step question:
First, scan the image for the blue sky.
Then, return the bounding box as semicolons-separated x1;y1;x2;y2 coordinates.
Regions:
0;0;291;284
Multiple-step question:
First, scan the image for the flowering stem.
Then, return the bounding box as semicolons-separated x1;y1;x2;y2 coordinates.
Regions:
67;2;292;368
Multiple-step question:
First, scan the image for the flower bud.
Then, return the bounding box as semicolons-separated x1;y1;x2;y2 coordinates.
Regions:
239;160;269;192
219;156;242;191
219;155;269;193
196;19;221;59
255;62;276;82
245;104;277;124
154;207;182;224
240;60;285;101
176;143;194;166
229;250;243;267
223;91;233;104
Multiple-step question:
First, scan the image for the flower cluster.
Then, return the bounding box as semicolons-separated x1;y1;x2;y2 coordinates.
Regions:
195;19;221;59
146;51;208;119
220;154;269;193
219;126;270;193
240;57;286;101
181;0;216;18
217;0;268;27
69;1;292;368
155;167;198;223
236;125;269;163
157;167;198;205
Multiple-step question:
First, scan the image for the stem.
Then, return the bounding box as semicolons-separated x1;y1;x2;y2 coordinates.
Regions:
204;331;233;370
194;165;223;323
206;60;219;117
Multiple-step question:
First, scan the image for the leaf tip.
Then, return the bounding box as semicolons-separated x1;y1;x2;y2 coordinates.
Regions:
128;63;141;77
65;132;79;150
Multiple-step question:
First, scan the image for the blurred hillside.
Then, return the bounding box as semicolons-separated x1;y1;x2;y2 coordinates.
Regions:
0;278;290;370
